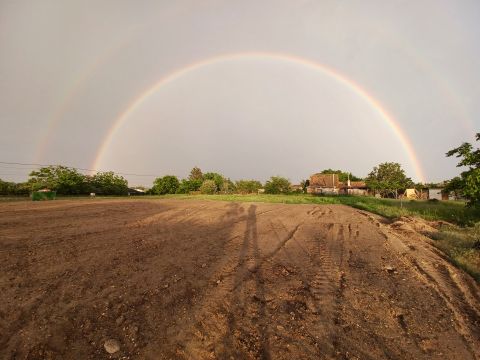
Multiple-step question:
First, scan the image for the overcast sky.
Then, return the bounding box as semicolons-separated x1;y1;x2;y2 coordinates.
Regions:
1;0;479;185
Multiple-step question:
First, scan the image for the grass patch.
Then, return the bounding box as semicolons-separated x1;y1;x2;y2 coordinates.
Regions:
430;224;480;282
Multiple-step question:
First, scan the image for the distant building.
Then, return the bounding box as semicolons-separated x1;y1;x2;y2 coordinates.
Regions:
340;181;368;196
308;173;340;194
128;188;146;196
307;173;369;196
428;188;443;201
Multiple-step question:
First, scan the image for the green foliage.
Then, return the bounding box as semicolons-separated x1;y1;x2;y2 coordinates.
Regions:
264;176;291;194
177;179;202;193
29;166;87;195
0;179;30;196
365;162;413;198
443;176;465;199
447;133;480;206
220;178;236;194
430;223;480;281
203;172;224;191
320;169;362;182
88;172;129;195
200;179;217;194
151;175;179;195
20;166;130;196
188;166;203;181
235;179;262;194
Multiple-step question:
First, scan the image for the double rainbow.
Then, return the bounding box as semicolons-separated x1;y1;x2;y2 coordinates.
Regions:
91;51;426;182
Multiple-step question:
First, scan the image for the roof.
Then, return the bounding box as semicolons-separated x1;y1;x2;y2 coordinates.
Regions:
310;173;340;188
349;181;367;188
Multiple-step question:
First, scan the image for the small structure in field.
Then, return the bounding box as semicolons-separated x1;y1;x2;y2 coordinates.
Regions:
32;188;56;201
404;188;418;199
428;188;443;201
128;188;146;196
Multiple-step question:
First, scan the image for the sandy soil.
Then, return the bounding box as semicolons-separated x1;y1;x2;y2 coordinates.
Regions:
0;199;479;359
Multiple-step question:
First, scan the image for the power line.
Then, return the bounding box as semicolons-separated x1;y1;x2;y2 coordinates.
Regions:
0;173;33;176
0;164;39;170
0;161;159;177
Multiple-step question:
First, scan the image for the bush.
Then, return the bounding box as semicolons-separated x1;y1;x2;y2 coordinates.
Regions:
220;178;236;193
235;180;262;194
200;179;217;194
152;175;179;195
203;172;224;191
177;179;202;193
264;176;291;194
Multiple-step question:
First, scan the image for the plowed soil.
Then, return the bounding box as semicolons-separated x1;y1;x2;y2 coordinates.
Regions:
0;199;479;359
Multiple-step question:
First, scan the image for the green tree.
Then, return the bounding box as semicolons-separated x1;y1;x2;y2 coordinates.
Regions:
446;133;480;206
365;162;413;198
189;166;203;181
13;182;31;196
442;176;464;200
200;179;217;194
264;176;291;194
203;172;224;191
177;179;202;193
0;179;15;195
220;178;236;194
235;180;262;194
29;166;87;195
151;175;179;195
88;172;129;195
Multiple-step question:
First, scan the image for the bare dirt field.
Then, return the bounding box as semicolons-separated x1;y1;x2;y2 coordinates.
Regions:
0;199;479;360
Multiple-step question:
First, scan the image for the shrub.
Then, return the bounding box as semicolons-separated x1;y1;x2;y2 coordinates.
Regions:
203;172;224;191
264;176;291;194
152;175;179;195
200;179;217;194
177;179;202;193
235;180;262;194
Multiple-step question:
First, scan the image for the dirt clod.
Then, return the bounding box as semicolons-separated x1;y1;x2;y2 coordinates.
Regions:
385;265;396;273
104;339;120;354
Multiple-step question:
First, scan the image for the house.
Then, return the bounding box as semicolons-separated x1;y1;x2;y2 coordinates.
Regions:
307;173;340;194
340;180;368;196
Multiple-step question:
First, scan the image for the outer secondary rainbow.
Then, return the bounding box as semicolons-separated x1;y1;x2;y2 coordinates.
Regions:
92;51;427;182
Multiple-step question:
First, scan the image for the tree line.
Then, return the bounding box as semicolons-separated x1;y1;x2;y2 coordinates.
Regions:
2;133;479;206
149;167;294;195
0;166;129;196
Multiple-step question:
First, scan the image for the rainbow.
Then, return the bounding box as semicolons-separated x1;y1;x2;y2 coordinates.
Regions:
92;51;426;182
35;34;134;162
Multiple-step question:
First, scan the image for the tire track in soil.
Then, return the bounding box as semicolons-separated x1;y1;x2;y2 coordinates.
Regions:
377;223;480;360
